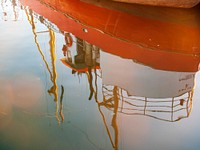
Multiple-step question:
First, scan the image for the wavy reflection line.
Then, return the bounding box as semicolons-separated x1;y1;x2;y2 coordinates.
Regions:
59;85;64;123
25;8;58;102
1;0;7;21
24;7;64;124
95;87;119;150
47;29;58;102
12;0;18;21
47;29;61;123
25;8;53;80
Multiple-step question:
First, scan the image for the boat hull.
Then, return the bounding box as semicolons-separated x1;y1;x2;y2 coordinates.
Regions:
111;0;200;8
20;0;200;72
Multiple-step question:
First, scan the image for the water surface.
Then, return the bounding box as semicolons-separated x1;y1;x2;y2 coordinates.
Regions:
1;0;200;150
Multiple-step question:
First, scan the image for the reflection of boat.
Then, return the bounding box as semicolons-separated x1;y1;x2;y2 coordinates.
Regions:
101;51;195;98
19;2;198;149
20;0;200;72
100;50;194;122
20;0;198;117
60;59;100;73
60;37;100;73
18;1;199;149
110;0;200;8
98;51;195;148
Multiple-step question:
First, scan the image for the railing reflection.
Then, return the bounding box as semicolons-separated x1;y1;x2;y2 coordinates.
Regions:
96;52;195;150
102;85;193;122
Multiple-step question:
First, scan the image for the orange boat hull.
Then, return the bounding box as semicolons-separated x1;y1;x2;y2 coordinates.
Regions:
111;0;200;8
20;0;200;72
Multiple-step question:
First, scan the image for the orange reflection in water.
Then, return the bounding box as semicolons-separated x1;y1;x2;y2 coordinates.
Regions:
0;74;43;129
0;75;43;109
19;0;200;72
30;0;200;53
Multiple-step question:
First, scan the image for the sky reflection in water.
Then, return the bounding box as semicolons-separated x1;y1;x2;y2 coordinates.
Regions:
1;0;200;150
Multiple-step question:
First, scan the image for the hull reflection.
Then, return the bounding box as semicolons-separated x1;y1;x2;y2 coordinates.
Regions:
19;0;199;133
109;0;200;8
20;0;200;72
101;51;194;122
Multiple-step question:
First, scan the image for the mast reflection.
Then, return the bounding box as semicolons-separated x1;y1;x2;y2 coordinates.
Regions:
25;8;64;124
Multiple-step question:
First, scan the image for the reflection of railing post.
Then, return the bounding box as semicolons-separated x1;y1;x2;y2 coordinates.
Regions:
96;86;119;150
186;91;193;117
12;0;17;21
120;89;124;113
171;97;174;121
186;92;189;117
113;86;119;150
144;97;147;115
84;41;93;67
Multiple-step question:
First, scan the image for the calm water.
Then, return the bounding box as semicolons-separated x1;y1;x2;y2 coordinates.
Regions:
1;0;200;150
